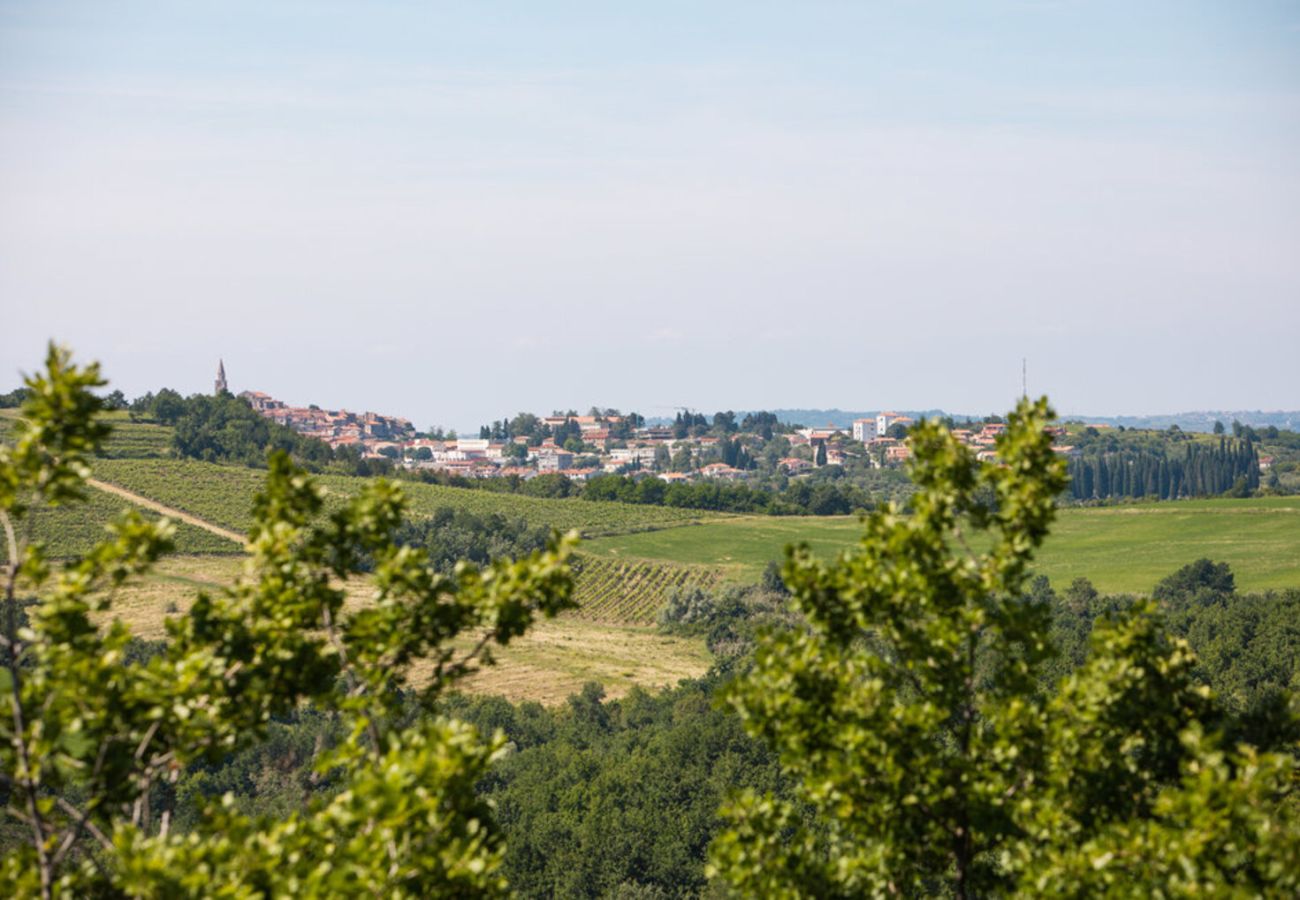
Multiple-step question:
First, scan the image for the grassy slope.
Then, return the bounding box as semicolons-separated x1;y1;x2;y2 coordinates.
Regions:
583;498;1300;594
91;457;718;537
585;517;864;581
91;557;710;705
0;409;171;459
11;488;243;562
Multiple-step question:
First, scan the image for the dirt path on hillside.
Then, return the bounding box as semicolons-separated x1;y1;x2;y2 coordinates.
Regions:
88;479;249;548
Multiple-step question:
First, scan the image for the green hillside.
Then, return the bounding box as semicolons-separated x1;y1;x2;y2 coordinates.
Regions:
0;409;172;459
584;498;1300;594
90;457;719;538
9;489;242;561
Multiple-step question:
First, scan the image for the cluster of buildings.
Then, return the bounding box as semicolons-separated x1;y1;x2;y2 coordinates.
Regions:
237;390;416;452
219;364;1071;483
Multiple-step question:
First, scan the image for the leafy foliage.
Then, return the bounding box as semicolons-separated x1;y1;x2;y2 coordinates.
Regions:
448;678;786;898
708;397;1300;896
393;507;550;574
17;487;240;559
1;345;578;896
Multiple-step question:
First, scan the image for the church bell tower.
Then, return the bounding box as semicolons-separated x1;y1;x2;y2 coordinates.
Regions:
215;359;228;395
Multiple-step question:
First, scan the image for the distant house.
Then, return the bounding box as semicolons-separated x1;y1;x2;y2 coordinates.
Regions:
537;450;574;472
239;391;282;413
610;447;659;467
699;463;745;480
852;418;877;443
779;457;814;474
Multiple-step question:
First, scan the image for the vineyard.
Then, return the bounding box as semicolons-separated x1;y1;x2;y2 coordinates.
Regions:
92;459;272;533
0;410;172;459
96;414;174;459
91;458;718;537
12;488;243;560
569;554;724;625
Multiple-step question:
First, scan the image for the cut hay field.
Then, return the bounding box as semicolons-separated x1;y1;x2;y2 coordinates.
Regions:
583;497;1300;594
84;556;711;705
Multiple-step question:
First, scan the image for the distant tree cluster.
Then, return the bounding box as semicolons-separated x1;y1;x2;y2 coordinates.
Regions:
126;388;391;476
0;387;31;408
1067;438;1261;501
1047;560;1299;735
392;507;550;573
579;473;872;515
476;409;645;444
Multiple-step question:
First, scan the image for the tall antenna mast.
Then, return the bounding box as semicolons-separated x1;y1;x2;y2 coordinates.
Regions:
1022;357;1027;399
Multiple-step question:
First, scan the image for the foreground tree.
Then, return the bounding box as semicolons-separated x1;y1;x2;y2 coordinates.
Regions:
709;398;1299;897
1;345;576;897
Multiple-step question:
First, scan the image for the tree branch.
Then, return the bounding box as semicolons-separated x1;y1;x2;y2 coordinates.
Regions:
321;604;382;754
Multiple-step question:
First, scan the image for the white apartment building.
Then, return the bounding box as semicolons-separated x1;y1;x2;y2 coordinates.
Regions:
852;418;877;443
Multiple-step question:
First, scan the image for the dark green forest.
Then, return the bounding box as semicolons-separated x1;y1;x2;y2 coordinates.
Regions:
152;559;1299;898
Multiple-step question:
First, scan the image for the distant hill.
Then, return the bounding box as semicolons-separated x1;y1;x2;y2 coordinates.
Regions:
645;409;959;428
1062;411;1300;433
649;408;1300;433
753;409;956;429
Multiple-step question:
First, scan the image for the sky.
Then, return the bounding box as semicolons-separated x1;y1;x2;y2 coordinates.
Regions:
2;1;1298;431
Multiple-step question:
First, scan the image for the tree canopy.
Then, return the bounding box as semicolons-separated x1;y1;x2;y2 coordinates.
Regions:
709;397;1300;897
1;345;577;897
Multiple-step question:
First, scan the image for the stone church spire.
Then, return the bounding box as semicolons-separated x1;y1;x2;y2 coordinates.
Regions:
215;359;228;395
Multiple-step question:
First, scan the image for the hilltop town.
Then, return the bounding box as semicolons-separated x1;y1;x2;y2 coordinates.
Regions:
227;355;1071;485
213;362;1291;505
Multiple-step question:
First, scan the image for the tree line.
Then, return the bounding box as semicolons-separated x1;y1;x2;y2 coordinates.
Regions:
1066;437;1261;501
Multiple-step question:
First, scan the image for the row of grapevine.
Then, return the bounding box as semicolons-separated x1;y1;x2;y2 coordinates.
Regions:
569;554;723;625
1;411;174;460
93;459;269;533
10;488;242;561
96;420;173;459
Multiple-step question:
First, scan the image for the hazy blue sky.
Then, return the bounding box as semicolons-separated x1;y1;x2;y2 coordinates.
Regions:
2;1;1298;429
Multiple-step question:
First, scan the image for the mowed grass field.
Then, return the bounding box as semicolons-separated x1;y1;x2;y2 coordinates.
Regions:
86;556;711;705
584;497;1300;594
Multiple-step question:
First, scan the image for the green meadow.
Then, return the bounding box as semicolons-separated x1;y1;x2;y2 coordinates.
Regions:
584;497;1300;594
